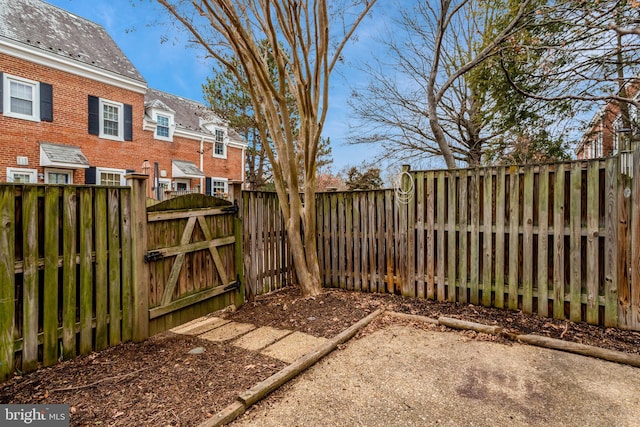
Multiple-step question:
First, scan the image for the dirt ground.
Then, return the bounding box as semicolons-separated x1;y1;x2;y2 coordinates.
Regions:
1;287;639;426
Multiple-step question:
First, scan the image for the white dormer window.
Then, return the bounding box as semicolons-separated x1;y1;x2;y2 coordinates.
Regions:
157;115;170;138
213;129;227;158
150;109;174;142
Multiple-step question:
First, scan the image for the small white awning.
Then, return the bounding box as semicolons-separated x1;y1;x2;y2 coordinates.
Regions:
172;159;205;179
40;142;90;169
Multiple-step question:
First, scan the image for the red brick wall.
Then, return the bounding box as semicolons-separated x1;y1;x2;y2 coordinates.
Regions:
577;103;620;160
0;53;244;187
144;135;244;189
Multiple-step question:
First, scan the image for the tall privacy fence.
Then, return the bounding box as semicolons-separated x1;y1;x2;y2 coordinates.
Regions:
242;191;296;297
0;184;135;382
0;178;243;382
3;152;640;383
244;153;640;332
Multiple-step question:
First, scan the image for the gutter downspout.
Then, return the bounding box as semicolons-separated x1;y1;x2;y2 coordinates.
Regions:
241;147;246;189
200;137;205;194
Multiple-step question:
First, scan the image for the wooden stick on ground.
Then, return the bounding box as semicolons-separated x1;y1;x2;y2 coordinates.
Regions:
438;316;502;335
516;334;640;368
201;308;385;427
51;367;151;392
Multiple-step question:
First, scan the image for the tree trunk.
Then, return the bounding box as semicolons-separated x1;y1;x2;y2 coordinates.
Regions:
467;140;482;167
285;191;322;297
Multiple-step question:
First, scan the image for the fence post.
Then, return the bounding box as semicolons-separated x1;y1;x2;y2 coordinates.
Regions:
127;173;149;342
234;189;245;308
399;165;411;296
234;214;245;308
0;187;15;381
630;149;640;330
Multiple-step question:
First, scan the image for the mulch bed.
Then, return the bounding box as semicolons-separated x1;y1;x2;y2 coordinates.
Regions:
2;287;639;426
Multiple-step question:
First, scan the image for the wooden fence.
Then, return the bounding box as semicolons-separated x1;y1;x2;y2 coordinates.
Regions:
0;177;244;382
0;184;134;381
146;194;243;335
242;191;296;298
245;154;640;332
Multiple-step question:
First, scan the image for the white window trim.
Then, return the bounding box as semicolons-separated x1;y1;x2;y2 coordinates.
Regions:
212;128;227;159
157;177;171;189
210;177;229;197
3;73;40;122
7;167;38;183
173;178;191;191
99;99;124;141
44;168;73;184
153;111;174;142
96;167;127;186
613;116;623;155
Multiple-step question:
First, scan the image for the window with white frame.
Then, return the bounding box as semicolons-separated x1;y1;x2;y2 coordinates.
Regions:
209;178;228;197
173;179;190;192
3;74;40;121
213;129;226;158
96;168;126;186
157;178;171;192
595;132;603;158
156;115;170;138
100;99;124;140
630;103;638;128
7;168;37;183
146;108;174;142
45;169;73;184
211;180;226;196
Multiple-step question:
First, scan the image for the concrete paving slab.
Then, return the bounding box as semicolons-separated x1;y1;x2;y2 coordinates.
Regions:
171;317;230;336
200;322;256;342
233;326;293;352
261;331;329;363
233;325;640;427
168;315;212;333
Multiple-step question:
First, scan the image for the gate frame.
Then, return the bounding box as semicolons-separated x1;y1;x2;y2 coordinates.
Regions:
128;174;244;341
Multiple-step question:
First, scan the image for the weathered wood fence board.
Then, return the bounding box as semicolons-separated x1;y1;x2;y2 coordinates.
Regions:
145;194;241;335
242;191;295;298
244;154;640;332
1;184;135;381
0;187;15;381
1;180;244;382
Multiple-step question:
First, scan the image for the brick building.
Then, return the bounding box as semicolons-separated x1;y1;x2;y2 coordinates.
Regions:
576;85;639;161
0;0;246;197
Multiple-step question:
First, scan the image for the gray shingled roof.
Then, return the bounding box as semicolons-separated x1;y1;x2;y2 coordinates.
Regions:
40;142;89;166
0;0;145;82
145;88;247;145
145;88;220;133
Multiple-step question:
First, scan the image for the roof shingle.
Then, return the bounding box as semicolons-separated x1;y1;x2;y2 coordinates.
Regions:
0;0;145;82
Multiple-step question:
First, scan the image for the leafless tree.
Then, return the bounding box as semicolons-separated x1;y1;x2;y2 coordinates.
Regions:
497;1;640;138
351;1;640;168
157;0;376;296
349;0;536;169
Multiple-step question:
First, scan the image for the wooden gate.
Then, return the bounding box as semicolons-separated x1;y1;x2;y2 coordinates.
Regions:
144;194;244;335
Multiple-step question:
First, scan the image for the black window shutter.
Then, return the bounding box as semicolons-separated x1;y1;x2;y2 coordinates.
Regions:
88;95;99;135
205;177;212;196
0;72;3;113
85;167;97;185
124;104;132;141
40;82;53;122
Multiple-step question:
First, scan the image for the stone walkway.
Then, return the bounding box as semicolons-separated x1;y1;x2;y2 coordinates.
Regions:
170;316;329;364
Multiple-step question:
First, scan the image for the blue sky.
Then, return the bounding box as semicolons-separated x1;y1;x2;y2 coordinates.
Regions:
45;0;385;172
